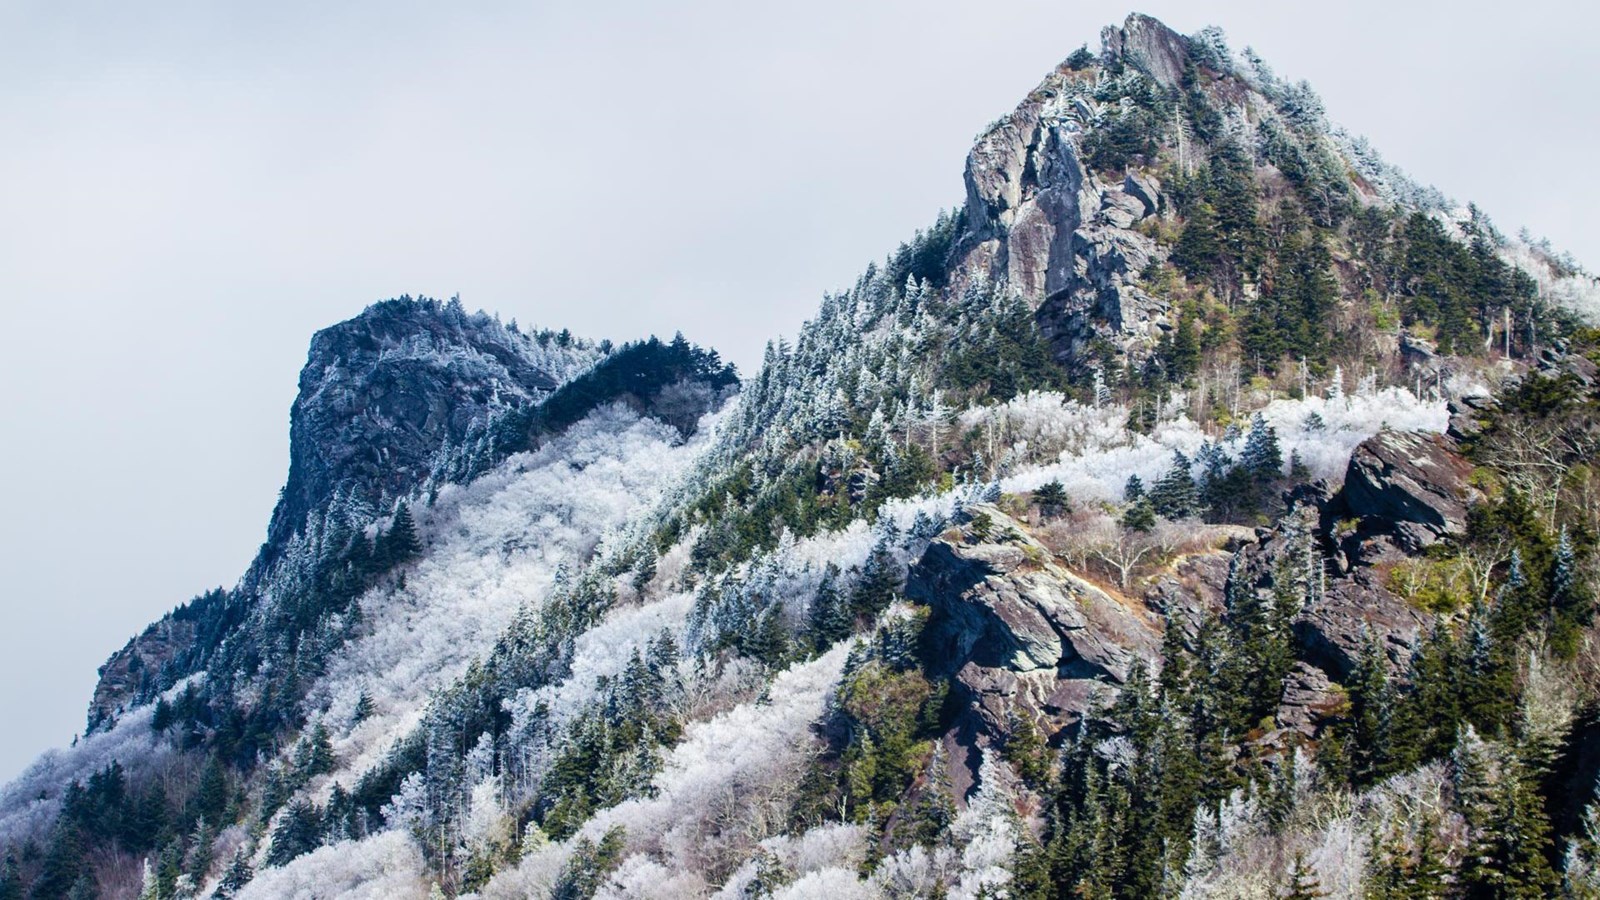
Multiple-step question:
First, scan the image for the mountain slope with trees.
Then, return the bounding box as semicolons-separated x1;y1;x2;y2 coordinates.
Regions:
4;13;1600;900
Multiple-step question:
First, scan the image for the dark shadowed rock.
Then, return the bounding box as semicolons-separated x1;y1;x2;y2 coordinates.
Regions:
269;297;601;549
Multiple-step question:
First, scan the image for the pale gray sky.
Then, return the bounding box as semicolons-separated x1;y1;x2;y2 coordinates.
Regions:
0;1;1594;782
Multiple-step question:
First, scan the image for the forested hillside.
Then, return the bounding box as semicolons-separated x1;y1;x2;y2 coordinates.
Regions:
4;13;1600;900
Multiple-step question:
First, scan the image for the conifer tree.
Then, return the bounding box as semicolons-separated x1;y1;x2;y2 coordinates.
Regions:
1242;413;1284;479
266;799;324;867
382;502;422;565
1283;852;1327;899
215;848;253;898
1150;452;1199;520
1348;629;1393;785
1549;526;1590;657
1034;480;1070;518
0;855;21;900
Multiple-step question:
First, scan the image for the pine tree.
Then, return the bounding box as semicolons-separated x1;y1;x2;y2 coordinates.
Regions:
1283;852;1327;898
382;502;422;565
1150;452;1199;519
215;848;253;898
1034;480;1070;518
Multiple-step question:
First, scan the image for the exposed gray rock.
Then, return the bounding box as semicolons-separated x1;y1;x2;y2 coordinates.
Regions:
951;25;1179;371
1277;661;1337;738
1124;171;1163;218
1295;560;1428;678
1341;429;1478;548
1113;14;1193;90
908;504;1159;744
1099;189;1147;229
271;299;598;550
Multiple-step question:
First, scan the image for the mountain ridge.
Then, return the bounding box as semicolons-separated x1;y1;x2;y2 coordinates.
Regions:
5;12;1600;900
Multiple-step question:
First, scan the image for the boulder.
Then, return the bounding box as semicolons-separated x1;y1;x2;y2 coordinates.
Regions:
1341;429;1477;548
1123;171;1162;218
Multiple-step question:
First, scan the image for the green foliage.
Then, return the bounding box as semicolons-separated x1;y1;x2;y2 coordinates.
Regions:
1149;452;1198;520
537;635;680;838
1084;109;1163;173
839;659;943;821
266;798;323;867
1065;45;1096;70
1395;212;1537;356
1034;480;1070;518
551;827;626;900
1242;205;1339;370
939;287;1068;401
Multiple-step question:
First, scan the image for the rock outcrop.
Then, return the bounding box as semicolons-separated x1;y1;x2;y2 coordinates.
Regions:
269;297;601;550
950;14;1181;370
908;505;1159;750
1340;429;1478;551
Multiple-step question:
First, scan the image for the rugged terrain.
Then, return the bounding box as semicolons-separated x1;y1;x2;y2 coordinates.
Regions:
5;13;1600;900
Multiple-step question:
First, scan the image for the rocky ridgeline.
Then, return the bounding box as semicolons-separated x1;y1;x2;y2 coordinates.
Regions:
899;423;1480;783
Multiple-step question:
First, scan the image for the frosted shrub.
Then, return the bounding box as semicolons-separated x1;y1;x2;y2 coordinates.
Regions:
234;831;429;900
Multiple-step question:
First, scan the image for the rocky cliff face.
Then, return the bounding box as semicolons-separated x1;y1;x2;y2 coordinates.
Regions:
950;15;1186;367
266;297;602;551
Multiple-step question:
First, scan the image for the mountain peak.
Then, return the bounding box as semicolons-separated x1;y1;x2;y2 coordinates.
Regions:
267;295;602;551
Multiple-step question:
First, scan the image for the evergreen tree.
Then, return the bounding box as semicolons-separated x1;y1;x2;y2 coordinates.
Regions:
1150;453;1199;520
1034;480;1070;518
1173;201;1223;279
215;848;253;898
807;567;853;651
850;541;900;621
30;820;85;900
0;856;21;900
1283;852;1327;898
1122;499;1156;533
1348;630;1394;785
1242;413;1284;480
266;799;324;867
1549;526;1591;657
353;691;376;724
1463;744;1559;898
381;503;422;565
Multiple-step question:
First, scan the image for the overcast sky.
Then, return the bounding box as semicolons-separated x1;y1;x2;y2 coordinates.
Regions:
0;0;1594;783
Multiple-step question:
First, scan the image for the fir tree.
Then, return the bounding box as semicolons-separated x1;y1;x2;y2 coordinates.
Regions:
1242;413;1284;479
1283;852;1327;899
1150;452;1199;520
0;856;21;900
215;848;253;898
381;502;422;565
266;799;324;867
1034;479;1070;518
353;690;376;724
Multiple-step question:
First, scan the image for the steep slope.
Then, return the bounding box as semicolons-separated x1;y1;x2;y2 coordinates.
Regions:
6;13;1600;900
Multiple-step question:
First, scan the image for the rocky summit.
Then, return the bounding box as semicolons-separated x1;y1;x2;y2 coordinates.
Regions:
5;13;1600;900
